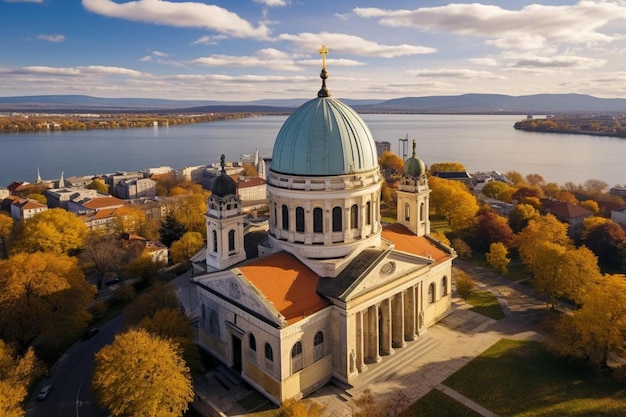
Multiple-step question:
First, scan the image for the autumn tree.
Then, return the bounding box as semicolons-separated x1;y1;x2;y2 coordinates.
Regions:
580;199;599;214
113;205;148;235
532;241;567;309
380;180;393;208
81;233;126;289
0;341;44;417
428;162;466;175
159;213;187;247
583;178;609;194
93;329;194;417
481;181;513;202
507;203;539;233
0;214;13;259
124;253;166;283
0;252;95;350
525;173;545;187
551;273;626;369
170;231;204;264
353;388;410;417
278;398;325;417
11;208;88;255
429;176;479;232
86;178;109;193
378;151;404;174
513;214;571;274
541;182;560;198
455;270;475;300
559;245;602;306
240;162;258;177
504;170;526;186
451;238;472;258
470;211;513;252
486;242;510;275
583;220;626;266
554;190;578;204
124;282;180;327
169;193;208;236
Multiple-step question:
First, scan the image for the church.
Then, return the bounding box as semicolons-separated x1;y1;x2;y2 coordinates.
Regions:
192;47;456;405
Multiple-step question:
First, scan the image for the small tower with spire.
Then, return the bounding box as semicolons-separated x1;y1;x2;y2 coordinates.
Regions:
396;139;431;236
205;155;246;270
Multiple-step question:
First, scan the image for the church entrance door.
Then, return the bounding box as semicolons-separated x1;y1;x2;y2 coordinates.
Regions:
232;335;242;373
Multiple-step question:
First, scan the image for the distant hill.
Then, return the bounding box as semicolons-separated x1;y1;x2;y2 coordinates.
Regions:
1;93;625;114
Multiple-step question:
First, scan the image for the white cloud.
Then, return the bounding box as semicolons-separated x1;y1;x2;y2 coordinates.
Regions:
406;68;505;80
192;48;301;71
81;0;271;39
253;0;288;6
12;65;143;77
139;55;151;62
37;34;66;43
469;57;498;67
5;0;44;3
354;2;626;50
278;32;436;58
151;50;167;57
191;35;227;45
508;55;606;70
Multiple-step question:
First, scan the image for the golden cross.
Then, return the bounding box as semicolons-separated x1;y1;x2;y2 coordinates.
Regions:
319;44;328;69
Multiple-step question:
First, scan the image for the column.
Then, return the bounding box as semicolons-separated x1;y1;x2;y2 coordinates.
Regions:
404;286;417;341
356;310;367;372
380;299;394;356
392;292;406;348
366;304;381;363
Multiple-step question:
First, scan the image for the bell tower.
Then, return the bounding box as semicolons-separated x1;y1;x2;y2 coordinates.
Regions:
396;140;430;236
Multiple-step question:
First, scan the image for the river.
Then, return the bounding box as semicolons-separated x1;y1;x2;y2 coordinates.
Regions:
0;114;624;187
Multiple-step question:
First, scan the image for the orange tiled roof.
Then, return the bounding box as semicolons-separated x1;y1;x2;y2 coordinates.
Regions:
382;223;452;263
12;198;47;209
238;252;330;324
81;196;124;209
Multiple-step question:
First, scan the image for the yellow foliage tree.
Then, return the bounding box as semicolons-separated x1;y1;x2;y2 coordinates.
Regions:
581;216;608;240
113;205;148;235
580;199;599;214
170;194;208;237
278;398;325;417
0;341;44;417
429;176;479;231
11;208;88;255
552;273;626;368
513;214;571;273
428;162;466;174
559;245;602;306
124;282;180;327
170;231;205;264
378;151;404;174
93;329;194;417
0;252;95;349
0;213;13;258
486;242;510;275
532;241;567;309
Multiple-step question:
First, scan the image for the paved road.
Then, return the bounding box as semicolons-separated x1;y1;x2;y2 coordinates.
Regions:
26;314;124;417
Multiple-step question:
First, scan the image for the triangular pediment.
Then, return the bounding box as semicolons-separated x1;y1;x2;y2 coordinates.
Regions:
195;270;284;327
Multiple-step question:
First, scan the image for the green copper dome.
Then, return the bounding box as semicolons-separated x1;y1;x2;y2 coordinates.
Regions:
402;139;426;177
271;97;378;176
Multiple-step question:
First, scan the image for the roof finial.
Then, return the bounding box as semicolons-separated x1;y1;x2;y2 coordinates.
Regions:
220;154;226;173
317;44;330;98
412;139;417;158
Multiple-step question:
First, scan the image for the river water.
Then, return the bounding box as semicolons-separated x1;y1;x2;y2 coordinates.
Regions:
0;114;624;187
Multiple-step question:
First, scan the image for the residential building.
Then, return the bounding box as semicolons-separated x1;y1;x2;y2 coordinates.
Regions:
46;188;102;209
67;196;125;216
115;177;157;199
10;198;48;222
543;200;593;236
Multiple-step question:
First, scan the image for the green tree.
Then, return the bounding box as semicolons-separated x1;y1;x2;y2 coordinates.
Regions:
0;252;95;350
486;242;510;275
93;329;194;417
11;208;88;255
170;232;204;264
159;213;187;247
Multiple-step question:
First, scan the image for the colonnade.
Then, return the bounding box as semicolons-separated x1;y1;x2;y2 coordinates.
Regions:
354;282;423;372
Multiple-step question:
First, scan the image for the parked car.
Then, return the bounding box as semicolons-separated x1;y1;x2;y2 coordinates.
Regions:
37;385;53;400
83;328;99;340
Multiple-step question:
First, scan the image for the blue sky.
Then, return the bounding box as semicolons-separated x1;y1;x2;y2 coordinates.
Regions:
2;0;626;101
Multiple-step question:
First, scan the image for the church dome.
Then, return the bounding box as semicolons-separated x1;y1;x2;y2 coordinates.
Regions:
402;140;426;177
271;81;378;177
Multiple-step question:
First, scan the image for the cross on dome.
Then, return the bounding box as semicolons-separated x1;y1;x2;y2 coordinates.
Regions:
317;44;331;98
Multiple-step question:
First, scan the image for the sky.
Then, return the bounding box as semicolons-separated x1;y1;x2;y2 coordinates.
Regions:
2;0;626;101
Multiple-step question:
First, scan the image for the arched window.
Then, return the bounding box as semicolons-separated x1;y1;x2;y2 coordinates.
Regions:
404;203;411;221
365;201;371;225
420;202;425;221
228;229;235;251
350;204;359;229
442;276;448;296
209;309;219;336
332;206;342;232
428;283;435;304
313;207;323;233
296;207;305;233
249;333;256;351
314;331;324;361
212;230;218;253
291;342;303;373
264;343;273;361
281;205;289;231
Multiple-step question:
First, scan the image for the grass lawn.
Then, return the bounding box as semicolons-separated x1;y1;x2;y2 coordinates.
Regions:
466;290;505;320
444;339;626;417
400;389;482;417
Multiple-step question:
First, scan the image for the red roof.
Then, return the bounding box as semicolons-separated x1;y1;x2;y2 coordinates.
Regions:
544;201;592;220
238;252;330;324
237;177;266;188
81;196;124;210
382;223;452;263
12;198;47;210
